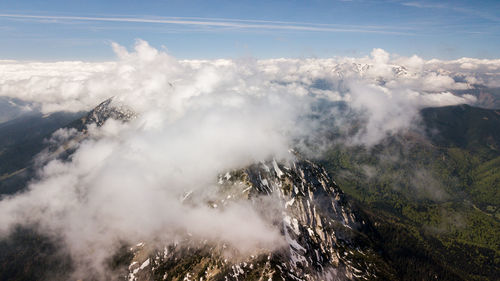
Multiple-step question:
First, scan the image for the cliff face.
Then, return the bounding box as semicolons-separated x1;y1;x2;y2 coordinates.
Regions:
71;97;137;130
125;156;391;281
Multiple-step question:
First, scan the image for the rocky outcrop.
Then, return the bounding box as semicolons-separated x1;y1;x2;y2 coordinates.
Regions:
125;156;390;281
74;97;137;130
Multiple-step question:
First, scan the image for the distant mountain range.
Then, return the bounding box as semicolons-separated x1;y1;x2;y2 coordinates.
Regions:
453;86;500;110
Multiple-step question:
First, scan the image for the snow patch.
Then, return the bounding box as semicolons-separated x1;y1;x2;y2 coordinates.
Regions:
272;159;284;178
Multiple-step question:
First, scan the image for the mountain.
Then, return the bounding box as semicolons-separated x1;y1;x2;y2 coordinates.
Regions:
0;99;393;281
0;100;499;281
421;104;500;158
0;99;137;281
318;104;500;281
0;111;84;195
0;97;33;124
69;97;137;130
124;156;395;281
452;86;500;110
0;98;136;195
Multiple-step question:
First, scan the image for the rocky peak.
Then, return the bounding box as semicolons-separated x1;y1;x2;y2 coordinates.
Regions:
79;97;137;128
125;155;391;281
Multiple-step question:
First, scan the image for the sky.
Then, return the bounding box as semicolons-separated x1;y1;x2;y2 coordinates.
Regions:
0;0;499;60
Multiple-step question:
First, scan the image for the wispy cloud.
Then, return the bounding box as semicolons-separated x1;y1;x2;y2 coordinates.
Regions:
402;1;500;23
402;2;446;9
0;13;413;35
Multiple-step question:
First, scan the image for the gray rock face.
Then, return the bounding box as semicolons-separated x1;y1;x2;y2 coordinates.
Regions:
78;97;137;129
125;156;389;281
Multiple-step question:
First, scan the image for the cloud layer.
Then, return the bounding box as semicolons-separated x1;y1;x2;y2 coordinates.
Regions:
2;42;496;117
0;40;498;277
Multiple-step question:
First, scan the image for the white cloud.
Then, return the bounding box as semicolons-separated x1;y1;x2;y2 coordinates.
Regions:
1;40;494;144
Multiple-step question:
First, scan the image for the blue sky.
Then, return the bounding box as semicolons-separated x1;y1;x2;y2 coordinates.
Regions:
0;0;499;60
